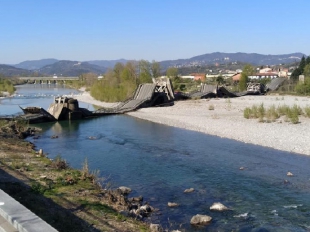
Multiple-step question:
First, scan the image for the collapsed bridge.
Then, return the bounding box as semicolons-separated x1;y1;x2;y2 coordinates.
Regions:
93;77;174;115
176;78;286;100
3;77;288;124
15;78;175;123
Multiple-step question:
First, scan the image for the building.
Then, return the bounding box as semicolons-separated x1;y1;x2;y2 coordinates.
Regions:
248;72;278;80
232;73;241;81
190;73;206;81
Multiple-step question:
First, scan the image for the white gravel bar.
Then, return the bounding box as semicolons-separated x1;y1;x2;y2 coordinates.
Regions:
127;95;310;156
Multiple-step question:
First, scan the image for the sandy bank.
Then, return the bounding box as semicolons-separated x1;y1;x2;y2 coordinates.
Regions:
127;95;310;156
71;91;121;108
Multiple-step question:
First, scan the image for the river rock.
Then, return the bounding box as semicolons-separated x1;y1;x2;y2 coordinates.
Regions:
150;223;163;232
210;202;229;211
287;171;293;176
190;214;212;225
167;202;179;207
184;188;195;193
128;196;143;202
140;204;152;212
118;186;132;195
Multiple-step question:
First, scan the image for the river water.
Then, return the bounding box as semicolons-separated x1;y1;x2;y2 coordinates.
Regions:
1;85;310;231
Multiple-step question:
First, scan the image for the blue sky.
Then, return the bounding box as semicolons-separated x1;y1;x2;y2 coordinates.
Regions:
1;0;309;64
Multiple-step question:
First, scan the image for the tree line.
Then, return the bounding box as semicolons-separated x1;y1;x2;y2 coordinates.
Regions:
293;56;310;94
90;60;161;102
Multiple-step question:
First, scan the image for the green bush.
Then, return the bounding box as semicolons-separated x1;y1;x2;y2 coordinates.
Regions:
0;78;16;95
265;105;279;122
243;107;251;119
244;104;303;124
304;106;310;117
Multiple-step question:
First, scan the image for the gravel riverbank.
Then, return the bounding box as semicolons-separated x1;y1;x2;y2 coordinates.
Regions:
127;95;310;156
74;92;310;156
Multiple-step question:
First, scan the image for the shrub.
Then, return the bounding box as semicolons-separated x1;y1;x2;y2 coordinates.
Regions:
258;103;265;118
243;107;251;119
51;155;69;170
31;183;46;194
277;105;290;116
304;106;310;117
208;104;215;110
265;105;279;122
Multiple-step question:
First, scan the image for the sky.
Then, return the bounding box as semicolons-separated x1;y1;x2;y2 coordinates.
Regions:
1;0;310;64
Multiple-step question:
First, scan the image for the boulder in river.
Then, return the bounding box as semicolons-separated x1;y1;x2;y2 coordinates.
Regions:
167;202;179;207
184;188;195;193
118;186;132;195
210;202;229;211
190;214;212;225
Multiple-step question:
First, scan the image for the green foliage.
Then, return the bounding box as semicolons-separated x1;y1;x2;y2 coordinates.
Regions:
216;75;224;84
244;104;303;124
31;182;47;194
291;56;310;81
295;77;310;95
151;60;161;78
304;106;310;117
90;60;159;102
78;200;117;214
239;64;254;91
166;67;178;78
51;155;69;170
243;107;251;119
138;60;152;83
0;78;16;95
265;105;279;122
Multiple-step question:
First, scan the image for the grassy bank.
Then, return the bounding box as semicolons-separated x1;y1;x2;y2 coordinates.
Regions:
0;119;150;232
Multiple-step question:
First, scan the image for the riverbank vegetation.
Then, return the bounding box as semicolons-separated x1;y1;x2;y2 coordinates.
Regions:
0;78;16;96
0;119;150;232
291;56;310;95
89;60;160;102
243;103;310;124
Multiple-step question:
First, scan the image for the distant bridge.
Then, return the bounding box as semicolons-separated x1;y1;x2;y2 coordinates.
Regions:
18;76;79;84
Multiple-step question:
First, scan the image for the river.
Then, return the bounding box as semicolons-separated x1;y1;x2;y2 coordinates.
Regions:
1;84;310;231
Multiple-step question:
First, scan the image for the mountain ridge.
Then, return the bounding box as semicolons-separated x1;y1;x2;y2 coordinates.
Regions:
0;52;306;77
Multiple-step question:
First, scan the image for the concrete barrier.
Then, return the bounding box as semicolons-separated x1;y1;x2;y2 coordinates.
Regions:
0;190;57;232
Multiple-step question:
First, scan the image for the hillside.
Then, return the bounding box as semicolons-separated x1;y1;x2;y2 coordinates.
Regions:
38;60;107;76
3;52;306;77
0;64;35;76
14;58;58;70
159;52;305;70
87;59;128;68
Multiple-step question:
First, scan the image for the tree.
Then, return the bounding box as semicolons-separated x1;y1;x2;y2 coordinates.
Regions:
299;56;306;71
113;62;125;85
306;56;310;65
239;64;254;91
138;60;152;83
216;75;224;85
291;56;308;81
151;60;161;79
166;67;178;78
303;63;310;78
